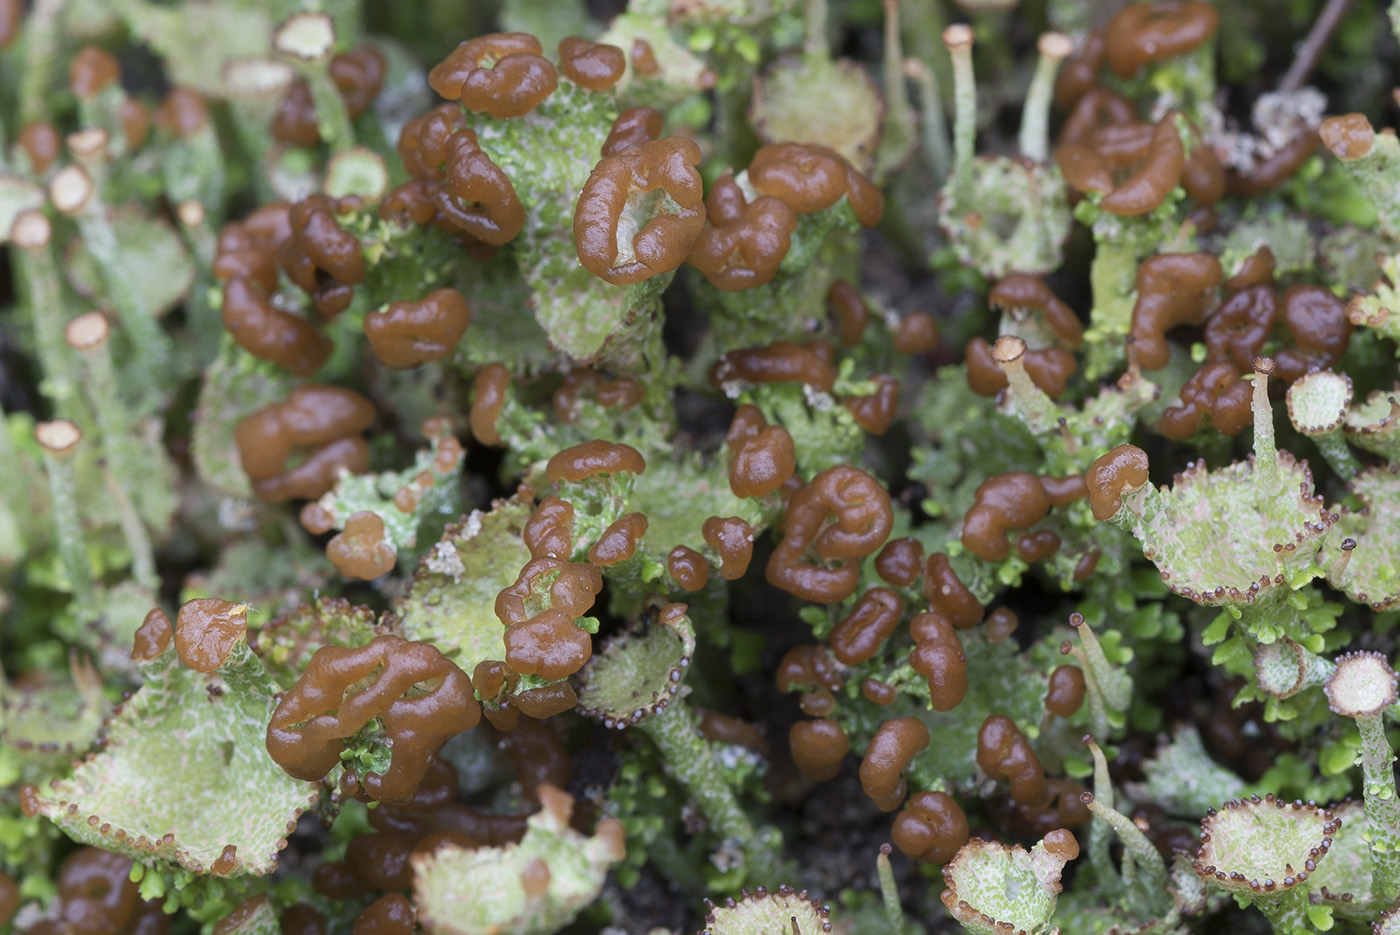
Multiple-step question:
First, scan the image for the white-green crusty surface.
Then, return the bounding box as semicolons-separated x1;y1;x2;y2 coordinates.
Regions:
30;638;317;876
413;786;624;935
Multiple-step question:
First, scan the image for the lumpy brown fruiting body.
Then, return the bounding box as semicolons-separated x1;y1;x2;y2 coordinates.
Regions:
977;714;1047;806
860;718;929;811
909;613;968;711
131;608;173;661
1045;665;1087;717
891;791;969;864
265;635;481;804
830;588;904;665
730;425;797;498
667;545;709;591
546;440;646;483
174;599;248;673
767;465;893;603
574;137;706;285
921;553;983;628
790;718;849;781
428;33;559;118
703;516;754;580
1087;444;1150;520
364;288;471;368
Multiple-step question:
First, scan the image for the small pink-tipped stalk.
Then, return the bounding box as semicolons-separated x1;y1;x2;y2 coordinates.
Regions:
903;57;952;181
942;24;976;193
35;420;96;615
1251;356;1279;490
1019;33;1072;163
991;334;1058;433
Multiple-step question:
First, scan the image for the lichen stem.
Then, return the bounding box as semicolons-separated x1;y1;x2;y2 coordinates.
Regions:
1018;35;1070;164
905;58;951;183
74;191;173;416
1255;885;1317;935
943;25;976;193
1251;357;1279;491
39;444;96;615
1356;713;1400;898
640;699;781;883
14;220;80;413
69;316;157;587
1313;431;1362;480
19;0;64;123
803;0;829;59
302;61;356;153
876;846;906;934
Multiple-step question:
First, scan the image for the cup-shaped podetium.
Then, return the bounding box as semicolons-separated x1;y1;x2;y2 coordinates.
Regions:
1193;795;1340;935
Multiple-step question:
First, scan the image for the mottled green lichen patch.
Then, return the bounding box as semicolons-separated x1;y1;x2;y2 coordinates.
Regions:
1121;727;1244;820
627;454;769;561
30;638;317;876
0;653;107;768
1118;453;1330;605
699;885;833;935
313;426;463;553
575;603;695;728
412;786;625;935
192;339;296;498
750;56;883;171
939;833;1074;935
65;208;196;317
467;81;664;364
1306;800;1374;918
249;597;387;689
1347;252;1400;349
1192;795;1338;893
0;177;44;244
938;158;1071;279
1342;386;1400;462
209;894;281;935
1285;370;1352;435
395;496;533;670
1321;467;1400;610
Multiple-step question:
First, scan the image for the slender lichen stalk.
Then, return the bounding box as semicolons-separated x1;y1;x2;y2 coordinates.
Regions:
276;13;356;153
11;210;80;414
904;57;952;182
52;163;172;411
1067;614;1132;738
1251;357;1279;492
876;844;906;935
35;420;96;615
1079;785;1171;915
1018;33;1071;164
804;0;829;59
19;0;63;123
65;313;158;590
1324;651;1400;899
943;24;976;194
640;700;781;883
1082;736;1120;895
992;334;1059;435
